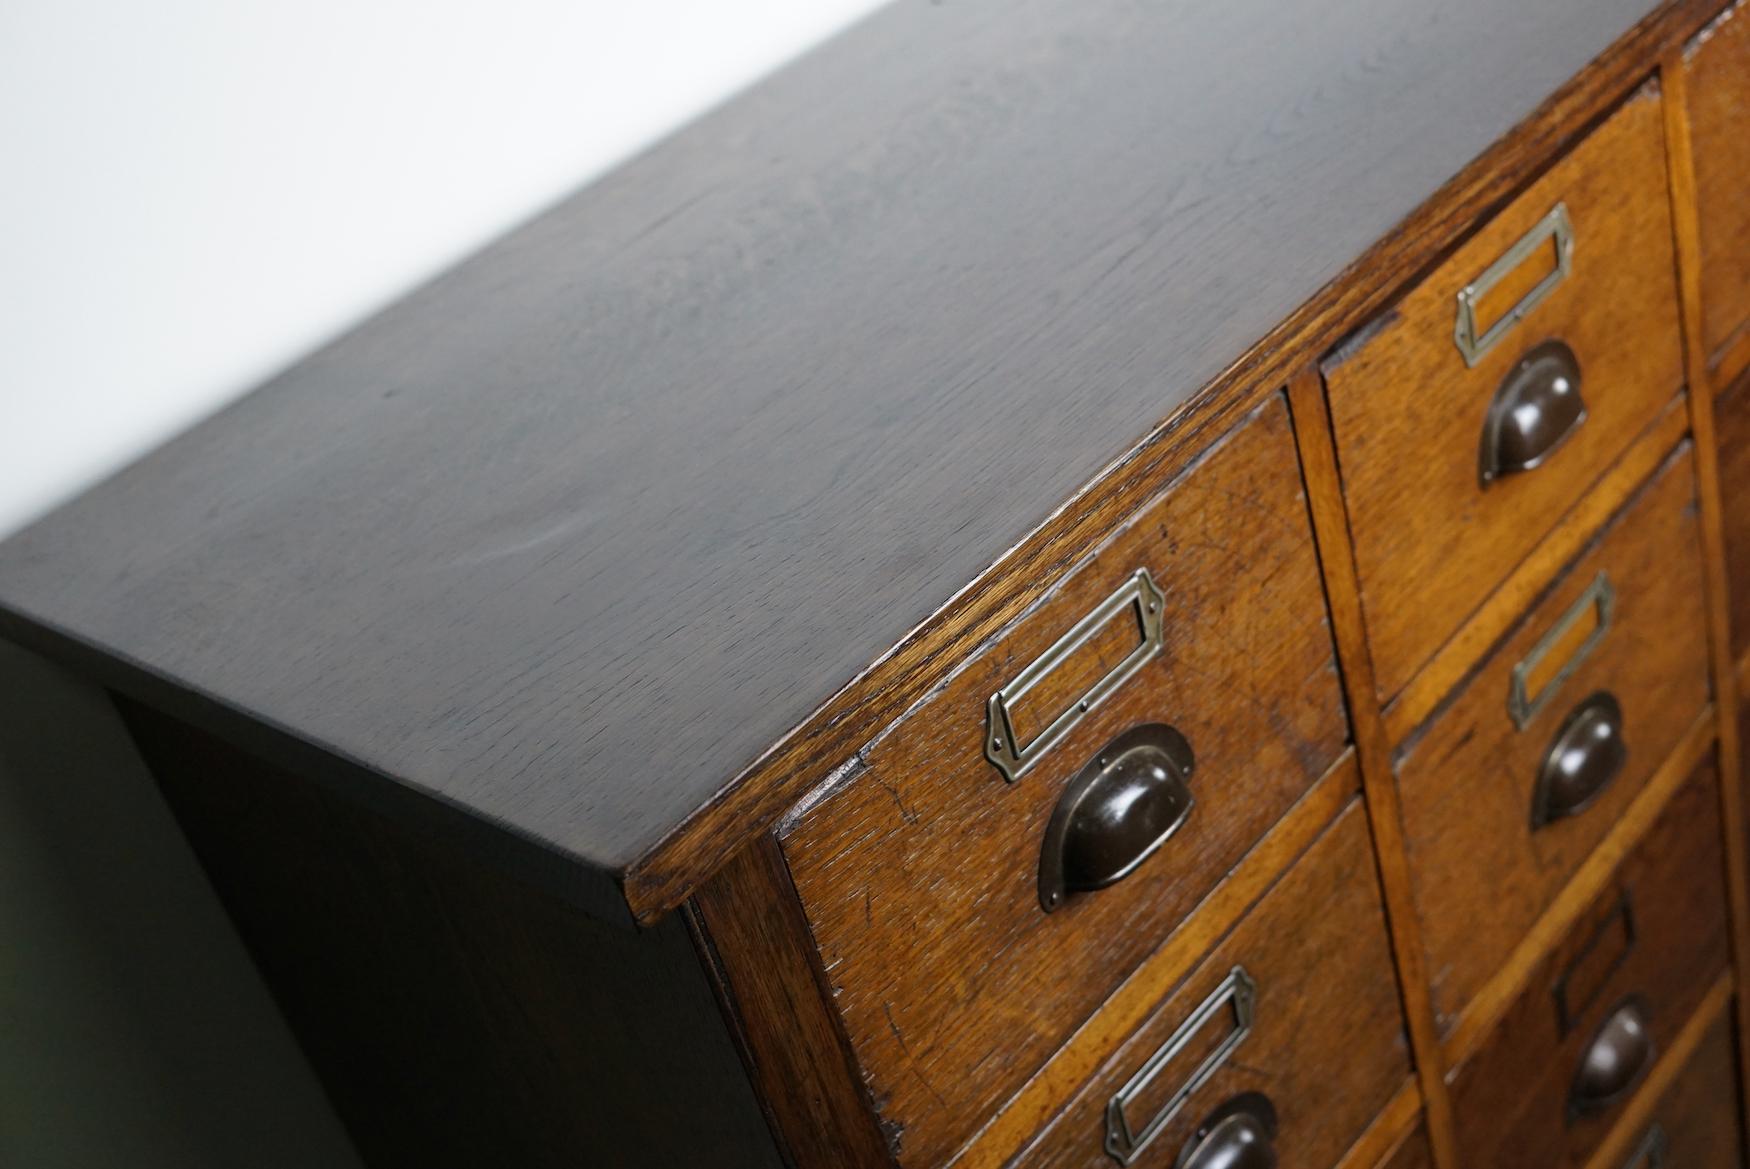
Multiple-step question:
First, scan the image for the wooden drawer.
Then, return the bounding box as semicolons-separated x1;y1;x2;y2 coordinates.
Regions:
1717;370;1750;660
1688;1;1750;370
1396;442;1710;1027
1322;87;1683;699
1447;763;1730;1169
779;394;1349;1168
1012;799;1408;1169
1622;1006;1746;1169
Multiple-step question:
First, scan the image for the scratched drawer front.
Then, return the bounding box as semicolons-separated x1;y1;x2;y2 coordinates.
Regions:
781;394;1348;1169
1448;765;1730;1169
1621;1008;1747;1169
1688;2;1750;365
1017;800;1407;1169
1322;86;1683;700
1396;443;1709;1029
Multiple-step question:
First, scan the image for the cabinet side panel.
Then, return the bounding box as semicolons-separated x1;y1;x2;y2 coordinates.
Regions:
115;699;782;1169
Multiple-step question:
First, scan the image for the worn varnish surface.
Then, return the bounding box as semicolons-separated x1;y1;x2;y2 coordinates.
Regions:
1015;799;1408;1169
780;396;1346;1168
1687;2;1750;368
1322;88;1684;702
1395;443;1710;1029
1445;765;1729;1169
0;0;1668;920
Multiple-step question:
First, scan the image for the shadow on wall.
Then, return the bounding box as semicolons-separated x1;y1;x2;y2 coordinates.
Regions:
0;642;362;1169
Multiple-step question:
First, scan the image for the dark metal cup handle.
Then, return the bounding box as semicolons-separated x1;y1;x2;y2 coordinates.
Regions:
1532;691;1627;829
1175;1093;1278;1169
1040;723;1194;912
1479;338;1586;484
1571;999;1653;1117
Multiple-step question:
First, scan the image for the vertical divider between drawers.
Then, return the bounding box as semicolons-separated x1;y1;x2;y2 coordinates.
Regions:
1657;43;1750;1151
1284;368;1461;1169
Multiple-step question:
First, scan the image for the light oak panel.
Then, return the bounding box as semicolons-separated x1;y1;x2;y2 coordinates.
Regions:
1395;445;1710;1029
781;395;1347;1169
1323;88;1684;702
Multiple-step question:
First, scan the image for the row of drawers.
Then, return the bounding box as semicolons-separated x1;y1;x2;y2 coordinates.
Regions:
762;13;1750;1169
1386;990;1747;1169
1011;758;1733;1169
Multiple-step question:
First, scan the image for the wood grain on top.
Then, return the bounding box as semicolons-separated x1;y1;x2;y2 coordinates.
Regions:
0;0;1663;915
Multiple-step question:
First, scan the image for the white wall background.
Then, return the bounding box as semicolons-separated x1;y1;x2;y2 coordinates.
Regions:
0;0;889;538
0;6;886;1163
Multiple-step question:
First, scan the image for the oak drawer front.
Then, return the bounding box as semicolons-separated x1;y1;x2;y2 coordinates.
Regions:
1396;443;1710;1028
1621;1007;1746;1169
781;394;1348;1169
1688;1;1750;366
1014;800;1407;1169
1447;765;1730;1169
1322;87;1683;700
1716;370;1750;660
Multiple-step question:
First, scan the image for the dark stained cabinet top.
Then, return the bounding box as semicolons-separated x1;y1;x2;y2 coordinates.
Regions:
0;0;1662;922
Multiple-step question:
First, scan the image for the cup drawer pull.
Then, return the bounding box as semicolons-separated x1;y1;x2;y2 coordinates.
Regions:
1571;998;1654;1117
1454;202;1574;366
1532;691;1628;829
1105;966;1254;1166
1176;1092;1278;1169
986;569;1166;783
1040;723;1194;912
1479;339;1587;485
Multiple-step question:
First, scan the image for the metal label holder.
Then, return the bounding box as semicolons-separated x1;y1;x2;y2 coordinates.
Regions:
1104;966;1256;1167
986;568;1166;782
1510;572;1615;730
1454;202;1575;367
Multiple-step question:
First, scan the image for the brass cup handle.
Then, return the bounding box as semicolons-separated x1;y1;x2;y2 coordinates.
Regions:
1479;339;1586;485
1571;999;1653;1117
1176;1093;1278;1169
1039;723;1194;913
1531;691;1627;829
